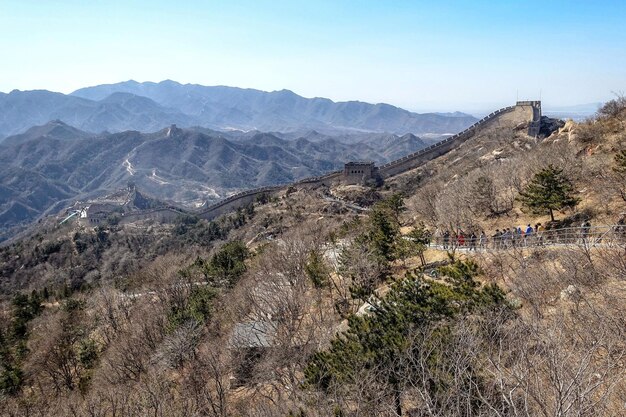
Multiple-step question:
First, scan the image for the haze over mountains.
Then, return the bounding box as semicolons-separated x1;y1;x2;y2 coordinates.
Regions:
0;80;477;139
543;102;602;121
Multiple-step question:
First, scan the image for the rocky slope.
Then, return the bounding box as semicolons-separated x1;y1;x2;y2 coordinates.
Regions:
0;102;624;416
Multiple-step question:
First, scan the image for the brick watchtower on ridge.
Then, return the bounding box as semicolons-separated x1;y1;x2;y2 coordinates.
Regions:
342;161;377;185
516;100;542;137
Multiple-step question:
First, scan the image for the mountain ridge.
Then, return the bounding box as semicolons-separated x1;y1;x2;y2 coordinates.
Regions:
0;122;430;242
0;89;192;138
68;79;478;135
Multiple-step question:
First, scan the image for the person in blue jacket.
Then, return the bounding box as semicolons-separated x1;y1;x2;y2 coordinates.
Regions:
525;224;533;245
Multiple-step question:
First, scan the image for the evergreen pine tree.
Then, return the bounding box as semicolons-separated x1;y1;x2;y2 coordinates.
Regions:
406;223;431;266
363;194;404;263
365;206;398;262
518;165;580;221
204;240;249;287
305;249;330;288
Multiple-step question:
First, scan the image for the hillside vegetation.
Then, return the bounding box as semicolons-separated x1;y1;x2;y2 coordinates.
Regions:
0;99;624;416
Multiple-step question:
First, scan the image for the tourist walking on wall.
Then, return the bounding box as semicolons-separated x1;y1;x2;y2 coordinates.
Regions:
581;220;591;243
536;223;544;245
525;224;533;245
502;228;512;248
469;232;477;251
616;214;626;235
515;226;524;246
457;231;465;247
492;229;502;249
479;231;487;249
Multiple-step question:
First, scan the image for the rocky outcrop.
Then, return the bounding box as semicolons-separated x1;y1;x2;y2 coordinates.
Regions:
539;116;566;138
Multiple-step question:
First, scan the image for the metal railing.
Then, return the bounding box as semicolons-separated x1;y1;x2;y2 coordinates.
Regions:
427;225;626;251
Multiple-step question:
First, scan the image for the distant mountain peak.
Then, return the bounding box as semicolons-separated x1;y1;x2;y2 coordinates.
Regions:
433;111;474;118
273;88;297;96
160;79;181;86
1;80;478;139
120;79;140;85
1;119;91;146
99;91;161;106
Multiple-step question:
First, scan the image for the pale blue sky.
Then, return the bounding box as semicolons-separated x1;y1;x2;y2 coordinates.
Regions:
1;0;624;112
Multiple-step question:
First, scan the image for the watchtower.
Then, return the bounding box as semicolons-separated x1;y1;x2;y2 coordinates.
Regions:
343;161;377;185
516;101;542;137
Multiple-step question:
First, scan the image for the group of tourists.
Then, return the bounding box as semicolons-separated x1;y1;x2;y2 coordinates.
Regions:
489;223;548;249
436;221;598;250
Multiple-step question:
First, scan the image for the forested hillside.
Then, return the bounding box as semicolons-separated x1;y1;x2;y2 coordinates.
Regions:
0;98;624;416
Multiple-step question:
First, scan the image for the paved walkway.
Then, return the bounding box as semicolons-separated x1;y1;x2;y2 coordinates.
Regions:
424;225;626;252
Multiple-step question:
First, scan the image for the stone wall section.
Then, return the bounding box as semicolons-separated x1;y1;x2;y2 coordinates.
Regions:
118;206;187;224
110;102;540;224
377;101;539;178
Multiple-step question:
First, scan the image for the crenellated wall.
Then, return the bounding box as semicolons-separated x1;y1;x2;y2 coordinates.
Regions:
378;106;510;177
109;102;540;225
118;207;187;224
195;169;343;221
375;101;540;178
197;186;282;221
113;171;344;224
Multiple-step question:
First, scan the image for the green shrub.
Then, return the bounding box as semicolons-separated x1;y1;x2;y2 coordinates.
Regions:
205;241;249;287
167;286;218;331
305;249;330;288
77;338;98;369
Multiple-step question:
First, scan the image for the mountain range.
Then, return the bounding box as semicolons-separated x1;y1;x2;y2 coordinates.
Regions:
0;120;431;242
0;80;476;139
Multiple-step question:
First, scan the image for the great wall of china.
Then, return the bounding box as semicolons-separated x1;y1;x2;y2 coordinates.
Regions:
109;101;541;225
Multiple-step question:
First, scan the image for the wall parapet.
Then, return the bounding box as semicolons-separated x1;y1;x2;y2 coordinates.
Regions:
111;102;537;225
516;100;541;107
377;105;517;175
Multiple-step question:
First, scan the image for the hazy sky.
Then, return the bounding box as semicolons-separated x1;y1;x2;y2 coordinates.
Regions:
1;0;624;112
